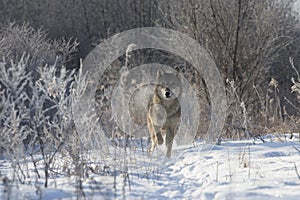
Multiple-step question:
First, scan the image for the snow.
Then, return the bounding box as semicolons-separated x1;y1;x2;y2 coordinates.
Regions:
0;134;300;200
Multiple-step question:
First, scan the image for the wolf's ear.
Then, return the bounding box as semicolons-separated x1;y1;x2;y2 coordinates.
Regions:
174;66;181;76
156;68;165;81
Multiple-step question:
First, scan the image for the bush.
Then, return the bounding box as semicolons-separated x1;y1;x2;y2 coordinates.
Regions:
0;22;78;78
0;23;86;188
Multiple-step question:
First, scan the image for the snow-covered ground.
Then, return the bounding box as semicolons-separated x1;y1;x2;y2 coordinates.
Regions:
0;134;300;200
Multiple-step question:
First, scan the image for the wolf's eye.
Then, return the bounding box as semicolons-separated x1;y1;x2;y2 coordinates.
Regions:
164;88;172;98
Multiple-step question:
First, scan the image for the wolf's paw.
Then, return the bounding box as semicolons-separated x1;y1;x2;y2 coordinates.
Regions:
148;144;155;153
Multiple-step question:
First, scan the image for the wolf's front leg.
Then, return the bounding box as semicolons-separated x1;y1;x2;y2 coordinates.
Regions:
147;115;158;152
165;127;175;158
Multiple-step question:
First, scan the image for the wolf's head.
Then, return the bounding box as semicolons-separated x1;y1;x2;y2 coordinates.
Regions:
155;69;182;101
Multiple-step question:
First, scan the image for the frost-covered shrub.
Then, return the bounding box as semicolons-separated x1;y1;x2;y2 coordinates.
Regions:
290;58;300;132
291;76;300;103
0;23;89;187
0;22;78;78
0;54;92;187
0;22;79;124
289;58;300;104
0;22;79;142
291;77;300;101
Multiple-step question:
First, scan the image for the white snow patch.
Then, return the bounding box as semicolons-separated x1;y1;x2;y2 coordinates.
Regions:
0;135;300;199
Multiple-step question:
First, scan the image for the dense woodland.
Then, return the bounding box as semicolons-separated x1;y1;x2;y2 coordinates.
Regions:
1;0;300;143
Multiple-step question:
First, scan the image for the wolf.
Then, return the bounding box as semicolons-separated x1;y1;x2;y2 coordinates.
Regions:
147;69;182;158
